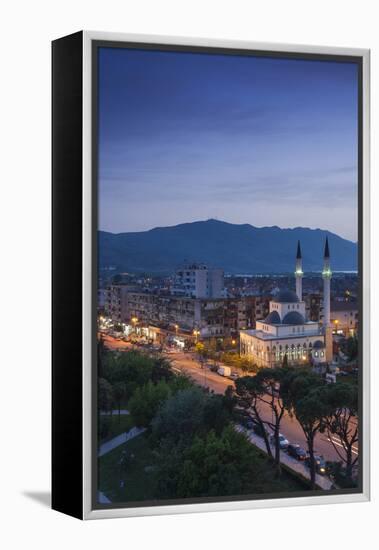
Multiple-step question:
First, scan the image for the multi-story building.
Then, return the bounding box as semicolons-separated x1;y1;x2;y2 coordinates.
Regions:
171;263;224;298
101;267;269;342
330;301;358;337
103;284;137;323
124;292;226;338
116;290;270;341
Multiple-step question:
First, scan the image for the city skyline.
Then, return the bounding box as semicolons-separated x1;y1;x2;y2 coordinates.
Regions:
98;47;359;242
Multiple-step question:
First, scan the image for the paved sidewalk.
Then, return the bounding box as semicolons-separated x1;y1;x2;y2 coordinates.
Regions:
235;425;333;490
98;426;146;457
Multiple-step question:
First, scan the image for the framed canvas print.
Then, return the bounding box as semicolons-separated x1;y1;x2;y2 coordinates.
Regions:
52;31;370;520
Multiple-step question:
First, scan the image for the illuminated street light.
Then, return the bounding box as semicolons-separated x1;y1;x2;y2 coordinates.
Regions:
193;329;200;343
131;316;138;334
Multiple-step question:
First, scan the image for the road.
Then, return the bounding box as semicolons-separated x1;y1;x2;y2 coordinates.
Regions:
166;349;358;464
101;333;133;351
101;334;358;464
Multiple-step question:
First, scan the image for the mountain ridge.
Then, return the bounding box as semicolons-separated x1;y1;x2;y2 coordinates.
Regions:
98;219;357;275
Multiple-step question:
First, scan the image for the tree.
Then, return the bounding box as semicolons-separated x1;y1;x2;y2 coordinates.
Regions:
202;393;232;435
168;373;195;393
322;382;358;481
176;426;268;498
151;355;174;383
234;376;272;458
345;336;358;361
223;385;237;415
151;385;231;444
151;388;207;445
98;377;113;414
254;368;288;468
102;350;154;399
97;334;106;378
112;381;127;420
195;342;206;357
281;370;327;489
155;425;275;499
129;380;172;428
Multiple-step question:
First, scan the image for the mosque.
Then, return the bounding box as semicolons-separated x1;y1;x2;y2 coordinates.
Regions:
239;239;333;368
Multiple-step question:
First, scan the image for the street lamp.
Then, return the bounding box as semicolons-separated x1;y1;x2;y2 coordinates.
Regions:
193;329;200;343
131;316;138;334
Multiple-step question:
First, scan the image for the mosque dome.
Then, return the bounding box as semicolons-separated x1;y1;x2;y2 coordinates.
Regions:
264;310;281;324
282;311;305;325
273;289;299;304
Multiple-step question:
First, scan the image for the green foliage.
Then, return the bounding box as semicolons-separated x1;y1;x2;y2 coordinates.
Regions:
322;382;358;414
151;385;233;445
129;380;172;428
150;355;175;383
344;336;358;361
195;342;206;356
280;369;329;488
327;461;357;489
98;377;114;412
154;425;304;499
98;415;112;440
112;381;127;412
177;426;263;497
203;394;232;435
151;388;208;444
102;350;154;400
98;414;134;443
321;382;359;479
235;374;263;404
168;373;195;393
218;351;259;373
98;434;157;502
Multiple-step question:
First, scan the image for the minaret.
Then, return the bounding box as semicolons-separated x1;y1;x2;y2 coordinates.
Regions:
322;237;332;327
295;240;303;301
322;237;333;363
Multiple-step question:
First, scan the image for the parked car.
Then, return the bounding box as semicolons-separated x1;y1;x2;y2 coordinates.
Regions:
229;372;239;381
241;418;254;429
235;412;254;430
287;444;308;461
265;383;280;396
217;366;232;377
269;433;289;450
305;454;327;475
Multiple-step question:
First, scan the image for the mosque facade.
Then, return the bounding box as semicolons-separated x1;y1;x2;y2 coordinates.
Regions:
239;239;333;368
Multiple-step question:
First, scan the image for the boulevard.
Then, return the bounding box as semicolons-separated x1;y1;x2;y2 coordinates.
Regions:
102;333;358;465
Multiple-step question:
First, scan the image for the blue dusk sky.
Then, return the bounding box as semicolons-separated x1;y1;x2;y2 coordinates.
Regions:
98;47;359;241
